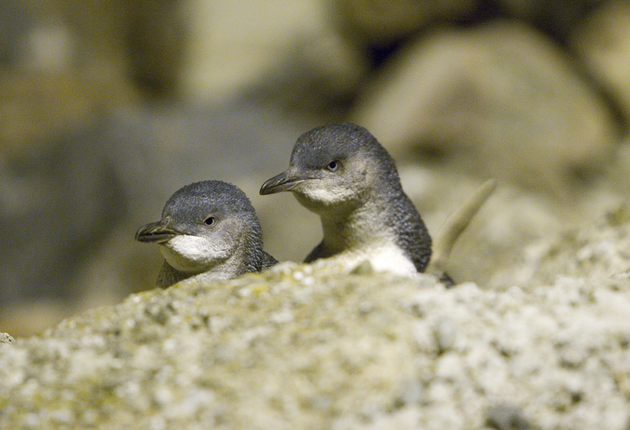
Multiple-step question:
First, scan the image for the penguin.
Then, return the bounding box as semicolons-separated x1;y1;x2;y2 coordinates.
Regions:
260;123;431;276
136;180;277;288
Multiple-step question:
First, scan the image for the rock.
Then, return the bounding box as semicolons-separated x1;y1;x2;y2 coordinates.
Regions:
605;135;630;197
0;333;14;346
494;0;605;41
485;403;532;430
180;0;364;105
2;230;630;429
350;20;620;196
570;0;630;125
332;0;604;48
331;0;477;46
491;202;630;290
125;0;188;98
241;31;368;118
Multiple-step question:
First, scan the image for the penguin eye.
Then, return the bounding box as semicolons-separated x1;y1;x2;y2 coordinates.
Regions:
326;160;340;172
203;216;216;226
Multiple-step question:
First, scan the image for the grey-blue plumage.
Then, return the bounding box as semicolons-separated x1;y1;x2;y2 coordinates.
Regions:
260;123;431;275
136;180;277;288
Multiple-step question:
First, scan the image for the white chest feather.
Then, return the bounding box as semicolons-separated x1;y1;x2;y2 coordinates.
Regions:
160;234;232;273
328;242;417;277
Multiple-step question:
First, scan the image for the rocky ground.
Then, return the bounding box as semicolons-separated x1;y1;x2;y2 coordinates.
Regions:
2;205;630;429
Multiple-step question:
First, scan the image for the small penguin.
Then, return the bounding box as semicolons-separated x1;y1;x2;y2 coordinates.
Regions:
260;123;431;276
136;180;277;288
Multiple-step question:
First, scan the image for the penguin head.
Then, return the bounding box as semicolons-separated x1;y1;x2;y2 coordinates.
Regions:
260;123;400;212
136;180;262;274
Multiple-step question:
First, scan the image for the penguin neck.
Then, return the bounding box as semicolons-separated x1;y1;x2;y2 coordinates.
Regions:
202;231;261;280
233;230;265;274
159;250;251;288
319;194;395;254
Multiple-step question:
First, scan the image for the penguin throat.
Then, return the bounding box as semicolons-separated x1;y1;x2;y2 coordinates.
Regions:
319;200;393;253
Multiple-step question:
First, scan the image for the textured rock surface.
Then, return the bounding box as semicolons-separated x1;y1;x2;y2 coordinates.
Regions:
0;333;14;345
491;203;630;290
2;208;630;429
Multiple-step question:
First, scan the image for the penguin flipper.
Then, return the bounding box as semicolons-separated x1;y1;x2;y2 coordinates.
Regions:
261;251;279;269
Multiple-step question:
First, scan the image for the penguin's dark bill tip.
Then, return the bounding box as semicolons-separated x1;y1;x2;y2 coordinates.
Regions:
135;222;179;244
260;172;306;195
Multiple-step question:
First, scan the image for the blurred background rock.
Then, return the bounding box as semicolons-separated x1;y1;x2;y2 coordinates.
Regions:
1;0;629;336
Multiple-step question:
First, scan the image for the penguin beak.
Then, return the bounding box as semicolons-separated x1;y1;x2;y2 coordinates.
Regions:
260;170;307;195
135;219;181;244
